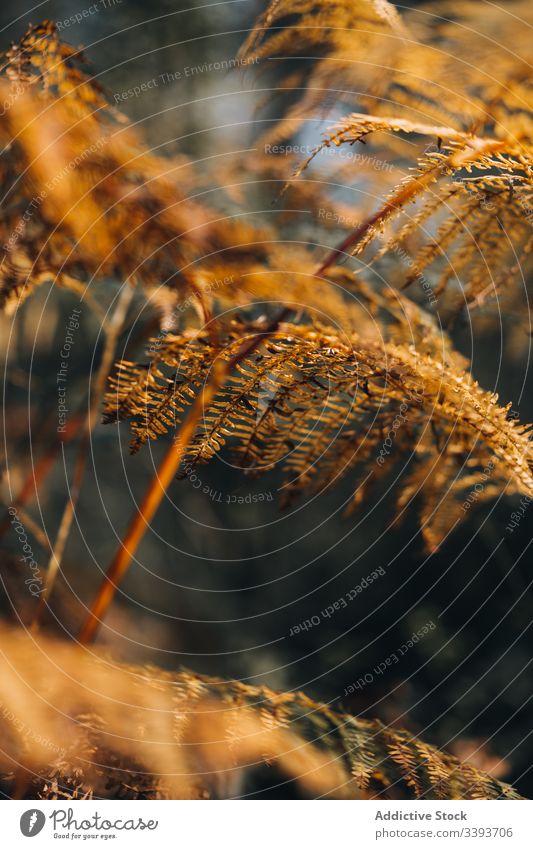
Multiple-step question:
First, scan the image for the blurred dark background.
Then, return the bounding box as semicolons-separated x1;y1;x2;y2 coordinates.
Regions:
1;0;532;798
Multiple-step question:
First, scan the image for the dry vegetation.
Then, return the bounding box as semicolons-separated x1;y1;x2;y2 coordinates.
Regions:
0;0;532;799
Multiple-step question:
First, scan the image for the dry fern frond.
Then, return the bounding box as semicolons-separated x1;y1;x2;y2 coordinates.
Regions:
104;317;533;549
242;0;533;140
1;5;531;805
299;114;533;307
0;23;366;329
0;24;280;316
238;0;407;145
0;624;522;799
0;23;364;326
240;0;533;309
176;245;369;332
240;0;405;61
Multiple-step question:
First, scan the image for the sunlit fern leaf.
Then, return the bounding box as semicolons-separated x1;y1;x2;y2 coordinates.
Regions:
0;23;371;325
240;0;533;312
285;112;533;308
241;0;533;141
178;245;367;332
395;441;502;553
239;0;405;60
290;112;486;179
238;0;408;145
379;178;533;311
0;624;523;799
0;22;191;307
104;318;533;549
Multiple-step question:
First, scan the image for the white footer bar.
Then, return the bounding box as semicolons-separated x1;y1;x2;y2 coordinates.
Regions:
4;800;531;848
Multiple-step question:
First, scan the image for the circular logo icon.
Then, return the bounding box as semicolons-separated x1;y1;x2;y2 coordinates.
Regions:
20;810;46;837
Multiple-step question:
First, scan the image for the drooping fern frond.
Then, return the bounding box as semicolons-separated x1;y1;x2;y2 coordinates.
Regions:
0;624;522;799
1;19;110;111
238;0;407;145
240;0;405;61
0;22;365;326
241;0;533;311
104;316;533;550
241;0;533;139
296;113;533;308
1;3;531;806
0;24;312;318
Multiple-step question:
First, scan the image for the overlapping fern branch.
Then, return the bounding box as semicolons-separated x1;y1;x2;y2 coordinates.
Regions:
104;316;533;551
0;625;522;800
1;6;530;617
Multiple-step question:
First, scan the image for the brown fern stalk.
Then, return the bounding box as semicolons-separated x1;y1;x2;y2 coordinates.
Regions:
78;137;511;642
78;306;291;643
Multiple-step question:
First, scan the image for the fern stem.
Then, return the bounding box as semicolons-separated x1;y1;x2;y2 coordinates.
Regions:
78;306;291;643
78;138;507;644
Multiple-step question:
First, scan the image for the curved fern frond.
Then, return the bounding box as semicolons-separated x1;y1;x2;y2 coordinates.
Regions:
104;318;533;549
239;0;405;61
241;0;533;139
0;24;281;315
300;114;533;306
240;0;533;310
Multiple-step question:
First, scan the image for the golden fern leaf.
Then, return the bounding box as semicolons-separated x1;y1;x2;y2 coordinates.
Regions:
104;317;533;549
0;624;523;799
242;0;533;141
240;0;533;310
0;24;268;314
239;0;404;61
0;23;367;324
238;0;407;145
1;20;109;109
395;441;502;553
279;111;532;308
